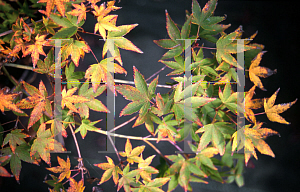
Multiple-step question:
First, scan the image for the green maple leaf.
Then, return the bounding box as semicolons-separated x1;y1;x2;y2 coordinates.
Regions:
50;13;84;39
153;11;193;60
2;129;29;153
1;144;38;182
34;48;67;77
131;177;170;192
191;0;230;43
30;123;65;165
75;119;102;139
216;26;257;69
118;164;140;192
116;66;157;118
103;23;143;65
76;81;109;119
94;156;123;185
196;122;235;156
218;83;243;114
65;62;85;89
166;154;207;192
172;81;215;125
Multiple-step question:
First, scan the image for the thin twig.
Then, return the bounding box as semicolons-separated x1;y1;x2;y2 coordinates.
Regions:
0;19;43;37
69;124;84;181
2;65;18;86
108;115;137;133
107;135;121;162
143;139;171;166
3;63;34;70
145;66;166;82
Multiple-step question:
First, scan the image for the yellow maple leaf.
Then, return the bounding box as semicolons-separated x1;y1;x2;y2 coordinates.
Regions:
46;156;71;183
264;88;297;124
61;87;90;113
244;86;264;124
119;138;145;164
92;1;121;39
249;51;277;91
23;34;50;68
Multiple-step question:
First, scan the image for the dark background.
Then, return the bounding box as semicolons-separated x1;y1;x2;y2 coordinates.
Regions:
1;0;300;191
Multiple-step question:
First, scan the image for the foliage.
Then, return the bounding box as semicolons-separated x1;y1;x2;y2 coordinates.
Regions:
0;0;297;191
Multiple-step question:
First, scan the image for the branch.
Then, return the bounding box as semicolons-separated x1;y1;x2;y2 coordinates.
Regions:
3;63;33;70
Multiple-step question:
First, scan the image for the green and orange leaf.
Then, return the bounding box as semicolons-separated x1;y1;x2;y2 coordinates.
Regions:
2;129;29;153
67;178;85;192
94;156;122;185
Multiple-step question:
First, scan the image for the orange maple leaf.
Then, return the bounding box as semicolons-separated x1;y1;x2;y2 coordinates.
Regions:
67;178;85;192
17;81;52;129
94;156;122;185
38;0;70;17
23;34;50;68
249;51;277;91
244;86;264;124
61;87;90;113
61;39;90;67
264;88;297;124
68;3;87;24
0;87;24;114
46;156;71;183
119;139;145;164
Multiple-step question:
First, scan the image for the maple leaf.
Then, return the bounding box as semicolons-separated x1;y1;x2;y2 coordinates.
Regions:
23;34;50;68
2;129;29;153
131;177;170;192
103;23;143;65
68;3;87;24
94;156;122;185
249;51;277;91
38;0;69;17
85;57;127;93
166;154;207;192
116;67;160;119
16;80;52;129
218;83;243;114
172;81;215;126
44;174;66;192
232;123;280;165
34;48;67;77
154;114;180;143
43;16;59;35
11;37;26;57
0;87;24;114
61;38;90;67
30;123;65;165
61;87;90;113
244;86;264;124
264;88;297;124
0;155;12;178
67;178;85;192
1;144;38;182
216;26;257;69
46;156;71;183
119;138;145;164
93;1;121;39
117;164;140;192
76;81;109;119
136;154;158;182
191;0;231;43
153;10;191;60
75;119;102;139
196;122;235;156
